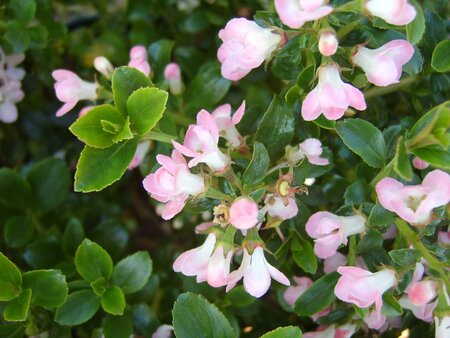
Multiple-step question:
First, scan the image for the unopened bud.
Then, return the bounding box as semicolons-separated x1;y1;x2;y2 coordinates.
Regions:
164;63;184;95
318;31;338;57
94;56;114;79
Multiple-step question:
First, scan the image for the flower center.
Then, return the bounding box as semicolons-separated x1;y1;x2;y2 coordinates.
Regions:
406;194;426;212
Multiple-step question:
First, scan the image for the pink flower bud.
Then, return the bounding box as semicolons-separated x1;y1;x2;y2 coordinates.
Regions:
275;0;333;29
376;170;450;226
366;0;416;26
229;197;259;230
217;18;281;80
128;45;151;76
407;280;439;306
318;31;338;56
164;63;184;95
93;56;114;78
352;40;414;87
438;231;450;247
301;64;366;121
412;156;429;170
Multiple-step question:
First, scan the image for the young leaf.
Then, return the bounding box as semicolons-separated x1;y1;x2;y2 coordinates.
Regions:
111;251;152;294
431;40;450;73
112;117;134;142
336;118;386;168
173;293;234;338
148;39;175;81
101;286;126;315
22;270;68;307
69;104;126;148
3;289;32;322
0;251;22;301
74;139;138;192
389;249;419;266
242;142;270;189
55;290;101;326
393;136;413;181
261;326;302;338
127;87;168;135
0;168;33;210
75;239;113;283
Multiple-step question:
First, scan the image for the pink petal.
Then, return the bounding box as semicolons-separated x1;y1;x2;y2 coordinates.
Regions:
301;89;322;121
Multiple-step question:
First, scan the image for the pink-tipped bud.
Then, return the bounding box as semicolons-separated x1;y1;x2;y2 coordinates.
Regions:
93;56;114;79
164;63;184;95
129;45;147;60
318;31;338;56
229;197;259;230
128;45;151;76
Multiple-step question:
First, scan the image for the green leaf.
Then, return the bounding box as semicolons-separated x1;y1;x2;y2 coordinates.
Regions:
5;21;30;53
381;293;403;317
0;168;32;210
406;1;425;44
3;289;32;322
27;157;71;211
184;62;231;116
255;95;295;159
356;229;383;254
112;117;134;142
91;277;107;297
4;215;35;248
313;115;336;130
291;232;317;274
293;161;310;186
297;64;315;88
389;249;419;266
111;251;152;294
431;40;450;73
148;39;175;82
75;239;113;283
112;66;152;116
411;146;450;169
0;251;22;301
336;118;386;168
103;313;133;338
74;139;138;192
69;104;126;148
294;272;340;316
22;270;68;307
55;290;101;326
224;286;257;308
343;180;370;205
101;286;126;315
10;0;36;25
127;87;168;135
368;203;395;228
393;136;413;181
261;326;302;338
173;292;234;338
242;142;270;189
62;218;85;256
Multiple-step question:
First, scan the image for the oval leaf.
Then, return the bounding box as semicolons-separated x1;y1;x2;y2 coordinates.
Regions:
22;270;68;308
111;251;152;294
101;285;125;315
3;289;32;322
55;289;100;326
0;251;22;301
261;326;302;338
242;142;270;189
75;239;113;283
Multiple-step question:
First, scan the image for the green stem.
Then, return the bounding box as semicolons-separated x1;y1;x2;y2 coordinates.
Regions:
337;20;361;39
348;235;357;266
141;130;177;144
364;77;417;100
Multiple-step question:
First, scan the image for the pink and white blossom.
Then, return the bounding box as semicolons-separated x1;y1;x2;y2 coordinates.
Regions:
352;40;414;87
173;109;230;172
275;0;333;29
283;276;313;306
287;138;329;166
412;157;429;170
143;150;205;220
229;197;259;230
407;280;439;306
217;18;281;81
323;252;347;273
128;141;151;170
366;0;416;26
376;169;450;226
318;31;338;56
206;245;234;287
128;45;151;76
226;247;290;297
262;194;298;220
399;296;435;322
306;212;366;258
52;70;98;117
211;101;246;148
335;267;397;316
164;63;184;95
301;64;366;121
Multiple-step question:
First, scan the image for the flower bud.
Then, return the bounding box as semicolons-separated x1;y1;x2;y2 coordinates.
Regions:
318;31;338;56
93;56;114;79
164;63;184;95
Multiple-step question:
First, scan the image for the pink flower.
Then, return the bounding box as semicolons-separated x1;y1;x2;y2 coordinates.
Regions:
335;267;397;316
262;195;298;220
412;157;429;170
229;197;259;230
164;63;184;95
128;141;151;170
301;64;366;121
143;150;205;220
173;233;216;282
323;252;347;273
226;247;290;297
303;324;356;338
399;296;435;322
366;0;416;26
217;18;281;81
206;245;233;287
318;31;338;56
306;212;365;258
94;56;114;79
364;310;387;330
152;325;174;338
438;231;450;247
173;110;230;172
283;276;312;306
407;280;439;306
211;101;246;148
52;70;98;117
128;45;151;76
376;170;450;226
275;0;333;29
0;78;24;123
352;40;414;87
287;138;329;166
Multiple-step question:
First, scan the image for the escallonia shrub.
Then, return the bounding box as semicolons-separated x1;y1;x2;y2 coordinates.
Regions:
0;0;449;337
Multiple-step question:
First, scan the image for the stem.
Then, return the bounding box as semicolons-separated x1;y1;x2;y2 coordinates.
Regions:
141;130;177;144
364;77;417;100
337;20;361;39
348;235;357;266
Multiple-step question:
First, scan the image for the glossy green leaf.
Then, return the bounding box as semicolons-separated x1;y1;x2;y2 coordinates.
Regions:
103;313;134;338
55;290;101;326
406;1;425;44
22;270;68;307
432;40;450;73
74;139;138;192
148;39;175;82
336;118;386;168
294;272;339;316
173;292;234;338
69;104;126;148
62;218;85;256
381;293;403;317
3;289;32;322
101;286;125;315
0;251;22;301
356;229;383;254
344;180;370;205
0;168;32;210
75;239;113;283
291;232;317;274
389;249;419;266
242;142;270;189
393;136;413;181
261;326;302;338
293;161;310;186
4;215;35;248
112;66;152;116
111;251;152;294
127;87;168;135
368;203;395;228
